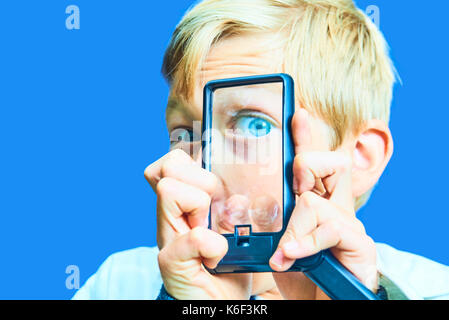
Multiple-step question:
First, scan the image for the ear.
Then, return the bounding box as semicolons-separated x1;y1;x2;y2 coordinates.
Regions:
350;120;394;198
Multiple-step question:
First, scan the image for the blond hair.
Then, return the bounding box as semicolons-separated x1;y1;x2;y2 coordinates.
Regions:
161;0;396;210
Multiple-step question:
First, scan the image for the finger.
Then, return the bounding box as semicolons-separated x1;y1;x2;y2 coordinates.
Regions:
282;220;372;261
270;192;333;271
291;109;327;195
161;158;218;196
293;152;337;195
282;220;342;259
292;108;313;154
144;149;195;192
293;151;354;210
328;151;353;211
157;177;211;228
292;108;354;209
281;226;378;290
270;192;360;271
156;177;211;247
159;227;228;270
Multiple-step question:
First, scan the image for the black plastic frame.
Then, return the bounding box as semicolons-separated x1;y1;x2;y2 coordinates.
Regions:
202;73;322;273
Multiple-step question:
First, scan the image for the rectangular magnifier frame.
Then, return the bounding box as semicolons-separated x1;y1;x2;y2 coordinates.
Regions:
202;73;322;274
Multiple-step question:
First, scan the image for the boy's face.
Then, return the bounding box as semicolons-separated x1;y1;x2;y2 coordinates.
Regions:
163;32;393;297
166;33;333;235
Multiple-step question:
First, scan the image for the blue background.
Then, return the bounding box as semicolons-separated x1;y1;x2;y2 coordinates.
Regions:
0;0;447;299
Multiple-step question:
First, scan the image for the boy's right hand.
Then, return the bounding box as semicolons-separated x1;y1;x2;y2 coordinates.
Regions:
144;149;251;300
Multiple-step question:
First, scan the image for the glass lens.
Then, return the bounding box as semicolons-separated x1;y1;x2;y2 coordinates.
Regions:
210;82;283;234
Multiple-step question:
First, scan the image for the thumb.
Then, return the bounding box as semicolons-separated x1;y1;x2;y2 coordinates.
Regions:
162;227;229;270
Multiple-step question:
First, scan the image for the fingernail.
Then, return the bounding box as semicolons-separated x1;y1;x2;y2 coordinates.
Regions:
292;178;299;194
312;178;326;196
271;249;285;269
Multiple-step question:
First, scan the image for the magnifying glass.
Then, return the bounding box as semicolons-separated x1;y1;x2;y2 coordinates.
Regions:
202;73;379;300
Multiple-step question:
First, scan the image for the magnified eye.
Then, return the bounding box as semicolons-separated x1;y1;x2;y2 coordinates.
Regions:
234;116;272;138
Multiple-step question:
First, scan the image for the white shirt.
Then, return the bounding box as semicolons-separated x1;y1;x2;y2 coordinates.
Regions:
72;243;449;300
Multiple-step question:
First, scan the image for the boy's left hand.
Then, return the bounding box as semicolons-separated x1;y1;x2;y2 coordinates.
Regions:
269;109;378;299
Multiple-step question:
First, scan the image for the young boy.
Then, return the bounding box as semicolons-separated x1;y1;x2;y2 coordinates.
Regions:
73;0;449;300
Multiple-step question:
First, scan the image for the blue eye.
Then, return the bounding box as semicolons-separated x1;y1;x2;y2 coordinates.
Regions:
234;116;272;137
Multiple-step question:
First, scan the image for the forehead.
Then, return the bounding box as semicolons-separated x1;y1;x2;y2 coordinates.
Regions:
166;33;285;119
199;34;284;86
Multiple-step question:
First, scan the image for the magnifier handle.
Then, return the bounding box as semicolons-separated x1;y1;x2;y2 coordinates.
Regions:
304;250;380;300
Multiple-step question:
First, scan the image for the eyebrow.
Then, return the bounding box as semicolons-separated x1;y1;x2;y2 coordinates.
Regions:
213;86;283;124
165;96;201;128
165;97;194;119
166;98;181;118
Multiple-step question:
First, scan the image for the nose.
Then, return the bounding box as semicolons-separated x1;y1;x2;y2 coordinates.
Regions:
194;147;202;165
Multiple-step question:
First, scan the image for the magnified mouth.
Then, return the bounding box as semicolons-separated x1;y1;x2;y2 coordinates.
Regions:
249;195;280;230
213;194;251;233
211;194;281;234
